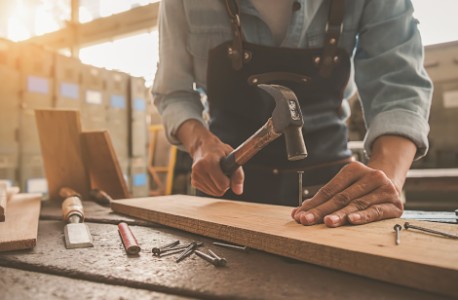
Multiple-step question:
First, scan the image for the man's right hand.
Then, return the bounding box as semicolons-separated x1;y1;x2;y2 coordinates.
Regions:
176;119;244;196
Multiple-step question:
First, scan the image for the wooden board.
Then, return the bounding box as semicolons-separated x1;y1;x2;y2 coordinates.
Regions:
111;195;458;298
0;194;41;252
82;131;129;199
35;110;90;201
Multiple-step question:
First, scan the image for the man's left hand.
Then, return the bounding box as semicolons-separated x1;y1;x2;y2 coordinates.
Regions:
291;161;403;227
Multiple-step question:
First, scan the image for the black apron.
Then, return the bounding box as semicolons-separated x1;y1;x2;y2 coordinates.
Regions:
201;0;352;206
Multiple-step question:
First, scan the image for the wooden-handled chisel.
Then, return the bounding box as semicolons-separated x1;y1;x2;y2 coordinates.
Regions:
60;187;93;249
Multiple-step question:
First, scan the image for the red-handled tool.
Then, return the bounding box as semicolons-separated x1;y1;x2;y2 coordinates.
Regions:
118;222;141;255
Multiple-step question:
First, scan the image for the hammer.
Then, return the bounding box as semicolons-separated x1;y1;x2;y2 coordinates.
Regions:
220;84;307;176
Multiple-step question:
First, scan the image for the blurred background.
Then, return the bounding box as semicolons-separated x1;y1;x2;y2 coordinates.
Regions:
0;0;457;209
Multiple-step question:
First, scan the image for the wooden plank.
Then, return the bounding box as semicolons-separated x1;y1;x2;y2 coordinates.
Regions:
111;195;458;298
0;194;41;252
82;131;129;199
35;109;90;201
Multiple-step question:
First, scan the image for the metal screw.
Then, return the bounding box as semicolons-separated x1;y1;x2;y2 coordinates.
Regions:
213;241;249;252
404;222;458;240
393;224;402;245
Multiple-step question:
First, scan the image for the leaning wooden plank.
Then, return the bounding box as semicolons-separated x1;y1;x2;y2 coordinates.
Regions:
81;131;129;199
0;194;41;252
35;109;90;201
111;195;458;298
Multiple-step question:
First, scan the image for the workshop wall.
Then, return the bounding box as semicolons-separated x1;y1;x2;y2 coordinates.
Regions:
0;38;151;198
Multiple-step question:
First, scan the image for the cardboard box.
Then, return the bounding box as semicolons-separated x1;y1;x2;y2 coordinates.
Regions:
54;54;82;109
19;108;47;155
17;43;53;77
129;157;149;197
0;66;20;155
0;154;18;185
19;73;54;122
0;65;20;92
81;65;107;131
128;76;149;157
19;154;47;194
106;70;129;158
0;38;19;69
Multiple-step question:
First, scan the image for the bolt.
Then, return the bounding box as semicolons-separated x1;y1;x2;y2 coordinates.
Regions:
393;224;402;245
404;222;458;240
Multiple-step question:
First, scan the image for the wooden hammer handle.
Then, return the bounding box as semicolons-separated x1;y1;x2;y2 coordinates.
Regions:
220;118;281;176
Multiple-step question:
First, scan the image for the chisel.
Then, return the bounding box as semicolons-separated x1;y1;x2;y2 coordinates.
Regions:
60;187;94;249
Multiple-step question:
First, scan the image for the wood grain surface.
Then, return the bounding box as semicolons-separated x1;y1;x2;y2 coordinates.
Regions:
0;194;41;252
111;195;458;298
82;131;129;199
35;109;90;201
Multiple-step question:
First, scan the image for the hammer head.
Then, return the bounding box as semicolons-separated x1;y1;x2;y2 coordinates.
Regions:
258;84;307;161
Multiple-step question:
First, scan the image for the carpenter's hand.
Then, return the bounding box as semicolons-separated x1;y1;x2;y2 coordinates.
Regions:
291;161;403;227
190;136;244;197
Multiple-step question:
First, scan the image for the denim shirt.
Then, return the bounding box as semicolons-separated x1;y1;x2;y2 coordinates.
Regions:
152;0;433;159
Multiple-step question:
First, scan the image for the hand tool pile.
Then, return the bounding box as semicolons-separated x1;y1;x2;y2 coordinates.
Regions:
52;189;250;267
151;240;230;267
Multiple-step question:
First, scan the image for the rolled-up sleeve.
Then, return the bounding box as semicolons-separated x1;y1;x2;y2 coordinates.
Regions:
152;0;205;146
354;0;433;159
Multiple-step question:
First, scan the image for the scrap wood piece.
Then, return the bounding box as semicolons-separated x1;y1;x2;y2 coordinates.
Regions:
0;194;41;252
111;195;458;298
35;109;90;201
81;131;129;200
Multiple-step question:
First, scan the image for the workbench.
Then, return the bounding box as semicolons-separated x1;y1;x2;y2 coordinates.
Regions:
0;199;454;300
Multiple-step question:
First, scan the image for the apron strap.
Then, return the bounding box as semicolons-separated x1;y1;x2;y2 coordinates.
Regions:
319;0;346;78
224;0;345;76
224;0;250;70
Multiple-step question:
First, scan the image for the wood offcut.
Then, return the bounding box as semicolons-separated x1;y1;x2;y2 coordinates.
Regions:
0;194;41;252
35;109;90;201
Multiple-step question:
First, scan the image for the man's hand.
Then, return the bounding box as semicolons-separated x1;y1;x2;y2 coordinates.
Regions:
176;119;244;196
291;161;403;227
291;135;417;227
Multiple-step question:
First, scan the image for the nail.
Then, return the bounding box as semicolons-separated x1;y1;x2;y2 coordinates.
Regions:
152;240;180;255
298;171;304;207
195;250;227;267
404;222;458;240
176;242;198;262
213;241;249;252
157;241;203;257
393;224;402;245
